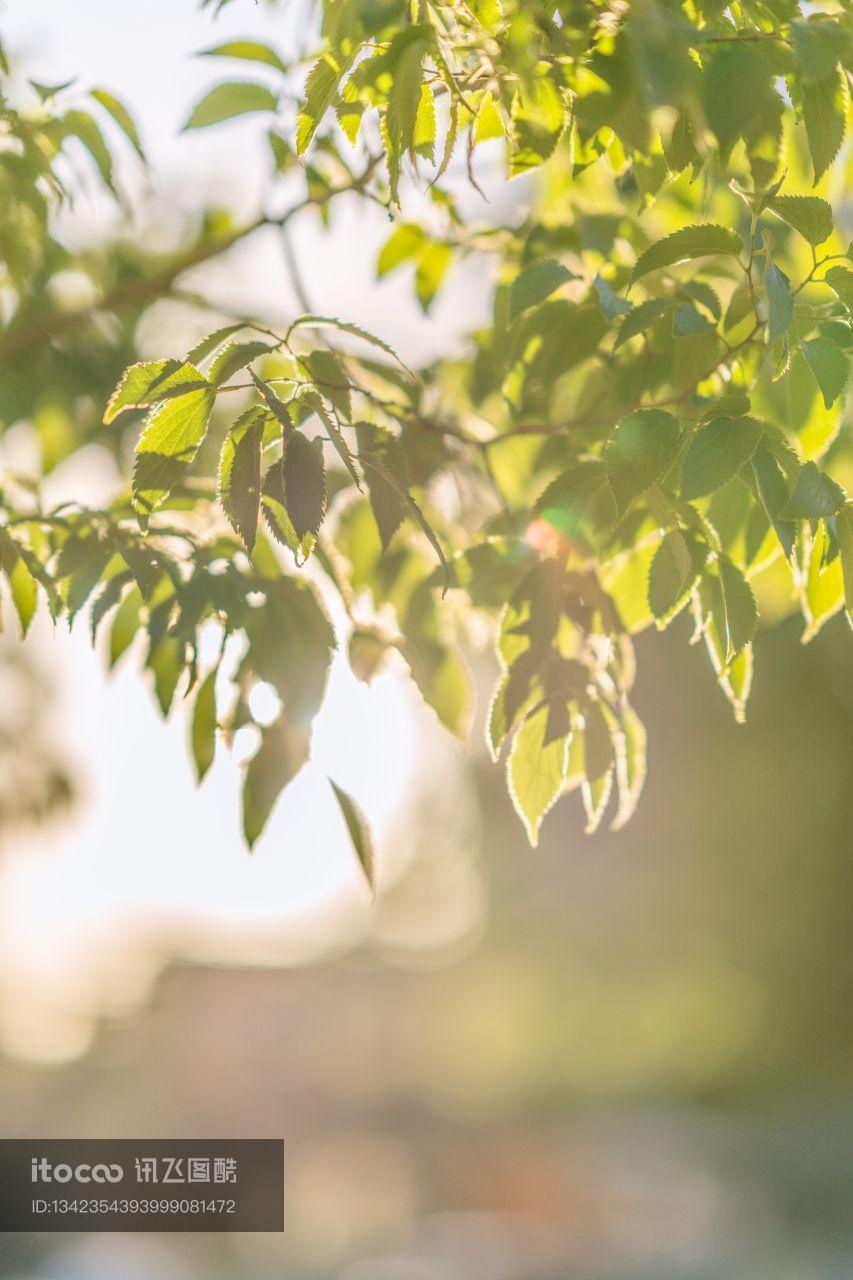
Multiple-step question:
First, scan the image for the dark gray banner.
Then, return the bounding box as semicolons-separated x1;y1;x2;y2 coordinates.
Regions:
0;1139;283;1232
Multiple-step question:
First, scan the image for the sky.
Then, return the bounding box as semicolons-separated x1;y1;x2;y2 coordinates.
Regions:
0;0;493;1062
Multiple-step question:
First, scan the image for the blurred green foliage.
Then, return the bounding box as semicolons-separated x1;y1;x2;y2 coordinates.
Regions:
0;2;851;869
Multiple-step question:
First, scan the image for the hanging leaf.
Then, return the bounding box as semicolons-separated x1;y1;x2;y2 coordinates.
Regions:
802;68;846;186
6;554;39;636
835;504;853;626
218;406;265;550
509;73;566;175
604;409;680;515
716;555;759;659
383;26;433;201
648;528;708;623
242;717;310;848
283;431;327;540
769;195;834;246
329;779;375;890
297;51;352;155
800;337;849;409
763;264;793;343
191;669;218;783
779;460;846;520
507;700;572;845
91;88;146;160
611;705;648;831
680;416;764;500
132;386;216;514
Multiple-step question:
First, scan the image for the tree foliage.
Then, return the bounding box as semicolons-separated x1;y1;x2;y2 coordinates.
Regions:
1;2;851;872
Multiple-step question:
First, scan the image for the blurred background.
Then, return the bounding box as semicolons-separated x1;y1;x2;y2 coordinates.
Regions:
0;2;852;1277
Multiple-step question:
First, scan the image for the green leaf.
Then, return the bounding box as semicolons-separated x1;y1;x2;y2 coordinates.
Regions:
802;69;846;186
218;405;265;550
648;529;708;623
186;324;247;365
800;337;848;409
629;225;742;286
509;74;565;175
104;360;208;423
580;701;615;835
701;42;783;169
414;241;453;311
191;669;218;783
286;315;414;378
90;569;132;641
148;637;184;716
509;259;574;322
604;409;680;515
835;503;853;625
250;371;294;434
801;519;844;640
413;81;437;161
304;349;352;420
199;40;288;74
377;223;426;276
296;51;351;155
56;536;114;618
360;447;448;587
537;460;616;547
769;195;834;247
305;393;361;489
60;110;115;190
261;462;307;556
246;576;334;729
283;431;327;539
384;26;433;200
108;586;142;667
792;19;844;84
7;554;39;636
680;416;764;500
751;445;797;558
329;779;375;890
672;303;714;337
717;555;758;659
764;264;793;342
207;340;272;385
824;265;853;311
594;275;632;322
615;299;675;348
91;88;145;160
183;82;278;129
348;627;391;684
399;631;471;738
132;386;216;513
357;423;408;548
611;705;647;832
242;718;310;848
779;460;846;519
507;700;571;846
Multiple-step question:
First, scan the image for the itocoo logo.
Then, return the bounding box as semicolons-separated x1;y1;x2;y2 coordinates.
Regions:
31;1158;123;1184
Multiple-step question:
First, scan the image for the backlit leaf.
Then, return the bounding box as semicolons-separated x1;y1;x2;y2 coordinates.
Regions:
507;700;572;845
680;416;764;500
629;224;742;287
184;81;278;129
329;779;375;890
